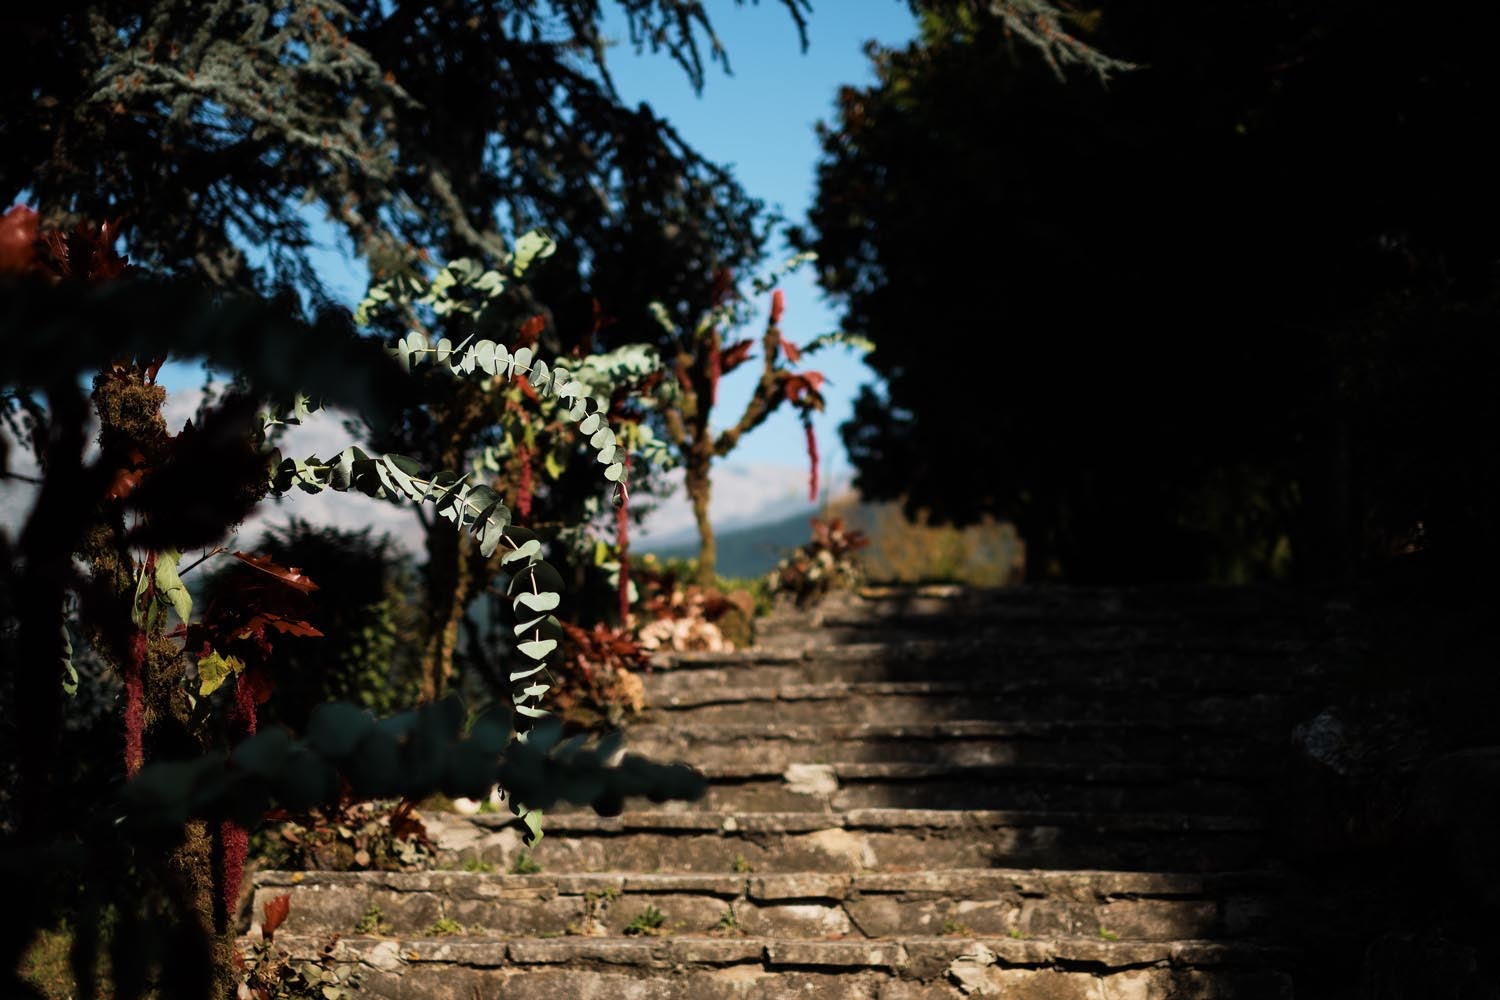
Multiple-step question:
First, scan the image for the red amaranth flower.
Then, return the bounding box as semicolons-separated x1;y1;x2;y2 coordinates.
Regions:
515;444;533;520
616;455;632;622
123;631;146;777
803;416;820;502
218;675;258;926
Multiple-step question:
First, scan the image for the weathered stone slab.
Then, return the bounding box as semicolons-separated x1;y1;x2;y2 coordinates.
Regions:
253;866;1274;943
423;809;1266;875
260;933;1292;999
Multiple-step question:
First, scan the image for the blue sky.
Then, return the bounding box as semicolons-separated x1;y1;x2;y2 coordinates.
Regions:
598;1;919;479
160;1;919;487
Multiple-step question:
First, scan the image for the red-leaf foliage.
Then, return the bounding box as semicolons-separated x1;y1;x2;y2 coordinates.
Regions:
782;371;826;408
517;314;545;348
719;339;753;374
230;552;320;593
770;288;786;326
43;219;130;283
261;893;291;942
105;446;150;501
1;207;132;284
0;205;40;275
778;334;802;365
182;555;324;703
554;620;650;721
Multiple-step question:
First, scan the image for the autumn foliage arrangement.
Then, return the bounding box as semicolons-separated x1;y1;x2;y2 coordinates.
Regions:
766;516;871;607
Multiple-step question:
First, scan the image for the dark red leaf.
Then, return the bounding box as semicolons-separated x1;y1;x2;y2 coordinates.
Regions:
42;219;129;283
770;288;786;326
244;667;276;706
105;447;149;501
720;339;754;374
517;314;545;348
782;371;827;408
255;612;323;638
778;335;802;365
230;551;320;593
262;893;291;941
0;205;40;275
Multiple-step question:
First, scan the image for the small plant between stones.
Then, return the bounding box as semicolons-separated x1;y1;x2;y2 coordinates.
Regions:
510;850;543;875
426;918;465;937
622;905;668;936
941;918;973;936
711;909;743;936
355;905;393;936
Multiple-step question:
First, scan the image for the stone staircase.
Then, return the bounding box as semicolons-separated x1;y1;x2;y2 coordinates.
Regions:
251;585;1346;998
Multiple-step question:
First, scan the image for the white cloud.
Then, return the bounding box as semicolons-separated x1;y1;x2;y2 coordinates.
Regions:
3;384;844;560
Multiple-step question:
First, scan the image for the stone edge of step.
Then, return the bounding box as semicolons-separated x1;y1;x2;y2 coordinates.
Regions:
253;866;1282;899
255;931;1290;974
447;808;1265;835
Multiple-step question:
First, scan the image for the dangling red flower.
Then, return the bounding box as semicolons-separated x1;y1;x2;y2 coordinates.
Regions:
219;675;258;925
123;631;146;777
515;444;533;520
802;414;820;503
616;455;632;622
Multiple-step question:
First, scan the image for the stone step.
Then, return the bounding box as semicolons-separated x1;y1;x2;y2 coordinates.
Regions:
423;809;1268;875
644;655;1320;701
259;932;1294;999
843;584;1317;626
754;617;1322;656
554;760;1265;815
618;720;1279;772
646;642;1325;694
641;680;1297;727
252;867;1283;943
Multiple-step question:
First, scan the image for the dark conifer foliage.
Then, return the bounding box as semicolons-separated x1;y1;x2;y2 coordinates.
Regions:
2;1;809;327
803;0;1500;582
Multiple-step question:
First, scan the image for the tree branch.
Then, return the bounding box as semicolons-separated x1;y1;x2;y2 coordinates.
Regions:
713;320;783;457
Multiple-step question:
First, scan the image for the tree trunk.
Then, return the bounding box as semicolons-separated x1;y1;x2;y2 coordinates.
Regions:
419;519;472;701
686;454;716;587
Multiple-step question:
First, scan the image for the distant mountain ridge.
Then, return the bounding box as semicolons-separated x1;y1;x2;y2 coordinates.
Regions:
642;495;1025;585
641;505;828;579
